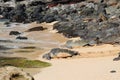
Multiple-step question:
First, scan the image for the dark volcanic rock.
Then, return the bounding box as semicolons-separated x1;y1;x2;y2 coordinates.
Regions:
2;7;14;19
27;5;46;23
9;31;21;35
9;4;28;23
53;20;120;44
80;7;96;17
16;36;28;40
43;48;79;60
26;26;47;32
53;21;80;38
43;14;56;23
110;70;116;73
28;0;46;6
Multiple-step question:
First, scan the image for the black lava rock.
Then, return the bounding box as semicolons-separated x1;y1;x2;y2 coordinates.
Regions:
9;31;21;35
26;26;47;32
16;36;28;40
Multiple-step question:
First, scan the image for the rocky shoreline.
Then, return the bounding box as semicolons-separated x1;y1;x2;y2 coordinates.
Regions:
0;0;120;80
0;0;120;44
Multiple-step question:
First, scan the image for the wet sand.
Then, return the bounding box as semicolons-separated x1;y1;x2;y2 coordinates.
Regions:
0;22;68;59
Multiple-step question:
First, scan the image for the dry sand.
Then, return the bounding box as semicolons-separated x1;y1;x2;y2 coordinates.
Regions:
72;44;120;58
34;56;120;80
34;43;120;80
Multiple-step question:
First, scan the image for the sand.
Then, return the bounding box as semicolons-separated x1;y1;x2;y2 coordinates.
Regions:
34;56;120;80
34;43;120;80
72;44;120;58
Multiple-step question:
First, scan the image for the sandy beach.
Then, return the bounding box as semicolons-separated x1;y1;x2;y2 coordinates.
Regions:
34;56;120;80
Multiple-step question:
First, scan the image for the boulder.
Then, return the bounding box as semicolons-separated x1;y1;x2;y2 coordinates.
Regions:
16;36;28;40
110;70;116;73
80;7;96;16
0;66;34;80
9;31;21;35
28;0;46;6
27;5;46;23
105;6;120;15
2;7;14;19
43;48;79;60
26;26;47;32
9;4;28;23
53;21;80;38
43;14;56;23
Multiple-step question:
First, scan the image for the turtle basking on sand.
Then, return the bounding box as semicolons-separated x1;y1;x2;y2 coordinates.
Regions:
43;48;79;60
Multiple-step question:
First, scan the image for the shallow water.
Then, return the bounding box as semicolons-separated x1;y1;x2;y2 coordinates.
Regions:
0;21;68;59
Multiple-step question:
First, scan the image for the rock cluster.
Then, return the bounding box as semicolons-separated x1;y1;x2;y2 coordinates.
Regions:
0;0;120;44
0;0;85;23
52;0;120;45
26;26;47;32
